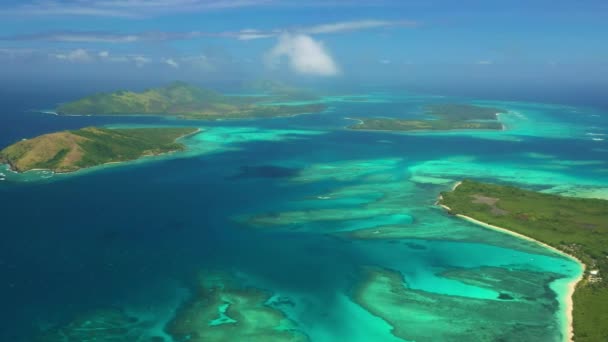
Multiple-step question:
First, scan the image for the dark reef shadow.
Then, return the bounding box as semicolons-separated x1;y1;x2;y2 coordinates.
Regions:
227;165;300;180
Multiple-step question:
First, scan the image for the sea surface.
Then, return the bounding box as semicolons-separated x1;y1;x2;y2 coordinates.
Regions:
0;86;606;341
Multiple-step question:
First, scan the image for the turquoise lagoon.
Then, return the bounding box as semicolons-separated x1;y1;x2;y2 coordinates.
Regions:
0;89;605;341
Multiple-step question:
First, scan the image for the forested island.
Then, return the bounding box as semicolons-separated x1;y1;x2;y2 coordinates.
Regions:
0;127;198;173
348;104;506;131
440;180;608;342
56;81;324;120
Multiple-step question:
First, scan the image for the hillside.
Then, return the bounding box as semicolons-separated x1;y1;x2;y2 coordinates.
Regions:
0;127;198;173
56;81;324;119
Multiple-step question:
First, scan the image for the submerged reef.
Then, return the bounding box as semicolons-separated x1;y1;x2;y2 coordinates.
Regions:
353;267;561;342
32;272;307;342
167;271;307;342
34;308;162;342
441;267;561;303
238;158;567;255
440;180;608;341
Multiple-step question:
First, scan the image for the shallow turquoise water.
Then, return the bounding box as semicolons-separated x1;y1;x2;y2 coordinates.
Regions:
0;89;604;341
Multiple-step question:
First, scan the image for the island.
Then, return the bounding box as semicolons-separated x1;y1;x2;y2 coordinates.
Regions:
348;104;506;131
0;126;199;173
56;81;325;120
241;79;318;100
439;180;608;342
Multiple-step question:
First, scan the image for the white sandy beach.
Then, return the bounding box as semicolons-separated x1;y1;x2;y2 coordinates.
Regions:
440;181;585;342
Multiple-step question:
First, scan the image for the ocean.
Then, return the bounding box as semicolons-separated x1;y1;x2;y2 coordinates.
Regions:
0;85;606;341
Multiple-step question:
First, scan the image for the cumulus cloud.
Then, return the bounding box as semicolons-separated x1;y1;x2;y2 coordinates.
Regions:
164;58;179;68
53;48;93;62
266;33;339;76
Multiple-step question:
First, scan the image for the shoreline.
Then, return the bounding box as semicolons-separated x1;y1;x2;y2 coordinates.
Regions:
439;181;585;342
1;128;202;176
344;123;504;134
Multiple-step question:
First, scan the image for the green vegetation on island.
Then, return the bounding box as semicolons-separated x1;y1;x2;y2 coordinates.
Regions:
241;79;317;100
439;180;608;342
349;103;506;131
56;81;325;120
0;126;198;173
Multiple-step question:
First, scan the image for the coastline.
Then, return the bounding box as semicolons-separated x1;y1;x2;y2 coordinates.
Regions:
439;181;585;342
344;122;504;134
1;128;202;176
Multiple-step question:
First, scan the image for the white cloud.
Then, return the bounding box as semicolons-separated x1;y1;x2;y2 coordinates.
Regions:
379;59;391;65
51;33;139;43
53;49;93;62
132;55;150;67
302;20;415;35
180;54;216;71
98;50;109;58
477;60;493;65
164;58;179;68
0;0;274;18
266;33;339;76
0;1;392;18
236;29;277;40
2;19;416;43
107;55;129;63
0;48;37;59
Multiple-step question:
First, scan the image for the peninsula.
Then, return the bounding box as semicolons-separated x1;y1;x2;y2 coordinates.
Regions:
439;180;608;342
348;104;506;131
0;126;199;173
56;81;324;120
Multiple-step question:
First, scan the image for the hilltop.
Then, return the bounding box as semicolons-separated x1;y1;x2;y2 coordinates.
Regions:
56;81;324;120
0;127;198;173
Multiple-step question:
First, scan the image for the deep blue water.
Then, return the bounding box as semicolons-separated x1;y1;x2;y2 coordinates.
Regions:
0;86;606;341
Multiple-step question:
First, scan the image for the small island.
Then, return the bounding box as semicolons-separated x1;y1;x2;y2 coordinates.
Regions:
0;126;199;173
56;81;325;120
439;180;608;342
348;104;506;132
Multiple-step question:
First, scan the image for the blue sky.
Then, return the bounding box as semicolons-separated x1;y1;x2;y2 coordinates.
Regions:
1;0;607;86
